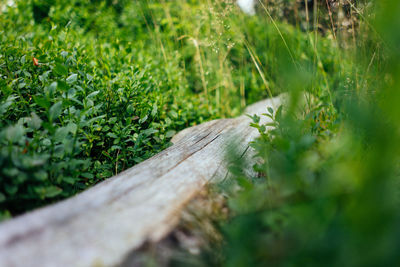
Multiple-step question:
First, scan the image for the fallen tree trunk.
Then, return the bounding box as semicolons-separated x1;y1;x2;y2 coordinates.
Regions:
0;95;282;267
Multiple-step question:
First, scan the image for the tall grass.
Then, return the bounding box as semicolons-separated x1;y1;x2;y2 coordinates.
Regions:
192;0;400;266
126;1;400;266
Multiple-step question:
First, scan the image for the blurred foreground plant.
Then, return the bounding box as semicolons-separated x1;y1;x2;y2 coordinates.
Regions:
192;1;400;266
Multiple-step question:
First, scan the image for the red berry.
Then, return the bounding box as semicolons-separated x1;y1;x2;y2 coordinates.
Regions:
33;57;39;66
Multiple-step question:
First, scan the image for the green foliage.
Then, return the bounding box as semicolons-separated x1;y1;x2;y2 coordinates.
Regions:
184;1;400;266
0;0;220;216
0;0;340;217
2;0;398;265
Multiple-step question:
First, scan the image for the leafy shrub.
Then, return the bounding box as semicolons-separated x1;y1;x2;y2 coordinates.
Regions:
0;0;219;217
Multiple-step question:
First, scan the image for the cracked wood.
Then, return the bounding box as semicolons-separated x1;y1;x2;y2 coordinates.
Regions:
0;96;281;267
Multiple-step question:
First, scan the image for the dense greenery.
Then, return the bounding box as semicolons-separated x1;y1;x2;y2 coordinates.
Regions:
2;0;400;265
0;1;212;217
184;1;400;266
0;0;339;218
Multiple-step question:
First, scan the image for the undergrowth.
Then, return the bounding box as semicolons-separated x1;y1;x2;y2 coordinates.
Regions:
175;1;400;266
2;1;398;265
104;1;400;266
0;0;343;218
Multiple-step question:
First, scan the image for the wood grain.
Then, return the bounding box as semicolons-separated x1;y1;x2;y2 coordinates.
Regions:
0;96;281;267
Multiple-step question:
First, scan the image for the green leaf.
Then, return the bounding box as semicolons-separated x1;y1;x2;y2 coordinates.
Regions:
6;125;24;143
84;115;106;126
87;90;100;98
0;95;17;115
5;184;18;195
29;112;42;130
151;102;158;117
45;186;62;198
169;110;178;119
63;177;75;184
58;80;69;92
86;74;93;81
54;63;68;76
53;144;65;158
34;171;48;181
54;127;69;142
22;156;48;168
42;138;52;146
46;82;58;96
139;114;148;124
81;172;94;179
275;106;283;120
3;168;19;177
33;96;51;109
49;101;63;121
166;130;176;138
66;73;78;84
35;186;63;198
18;82;26;89
111;145;122;150
20;55;26;64
142;128;158;136
66;122;77;134
106;132;118;139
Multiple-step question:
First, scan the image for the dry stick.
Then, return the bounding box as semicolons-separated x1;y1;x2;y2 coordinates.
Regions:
325;0;337;40
305;0;310;30
115;149;120;175
350;4;357;49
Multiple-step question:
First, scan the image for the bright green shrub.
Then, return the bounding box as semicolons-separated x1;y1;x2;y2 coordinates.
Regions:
0;0;217;217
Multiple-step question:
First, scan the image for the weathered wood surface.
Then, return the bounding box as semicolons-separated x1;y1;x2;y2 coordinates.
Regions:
0;95;282;267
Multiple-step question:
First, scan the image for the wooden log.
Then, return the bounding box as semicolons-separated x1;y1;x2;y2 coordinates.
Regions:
0;95;282;267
